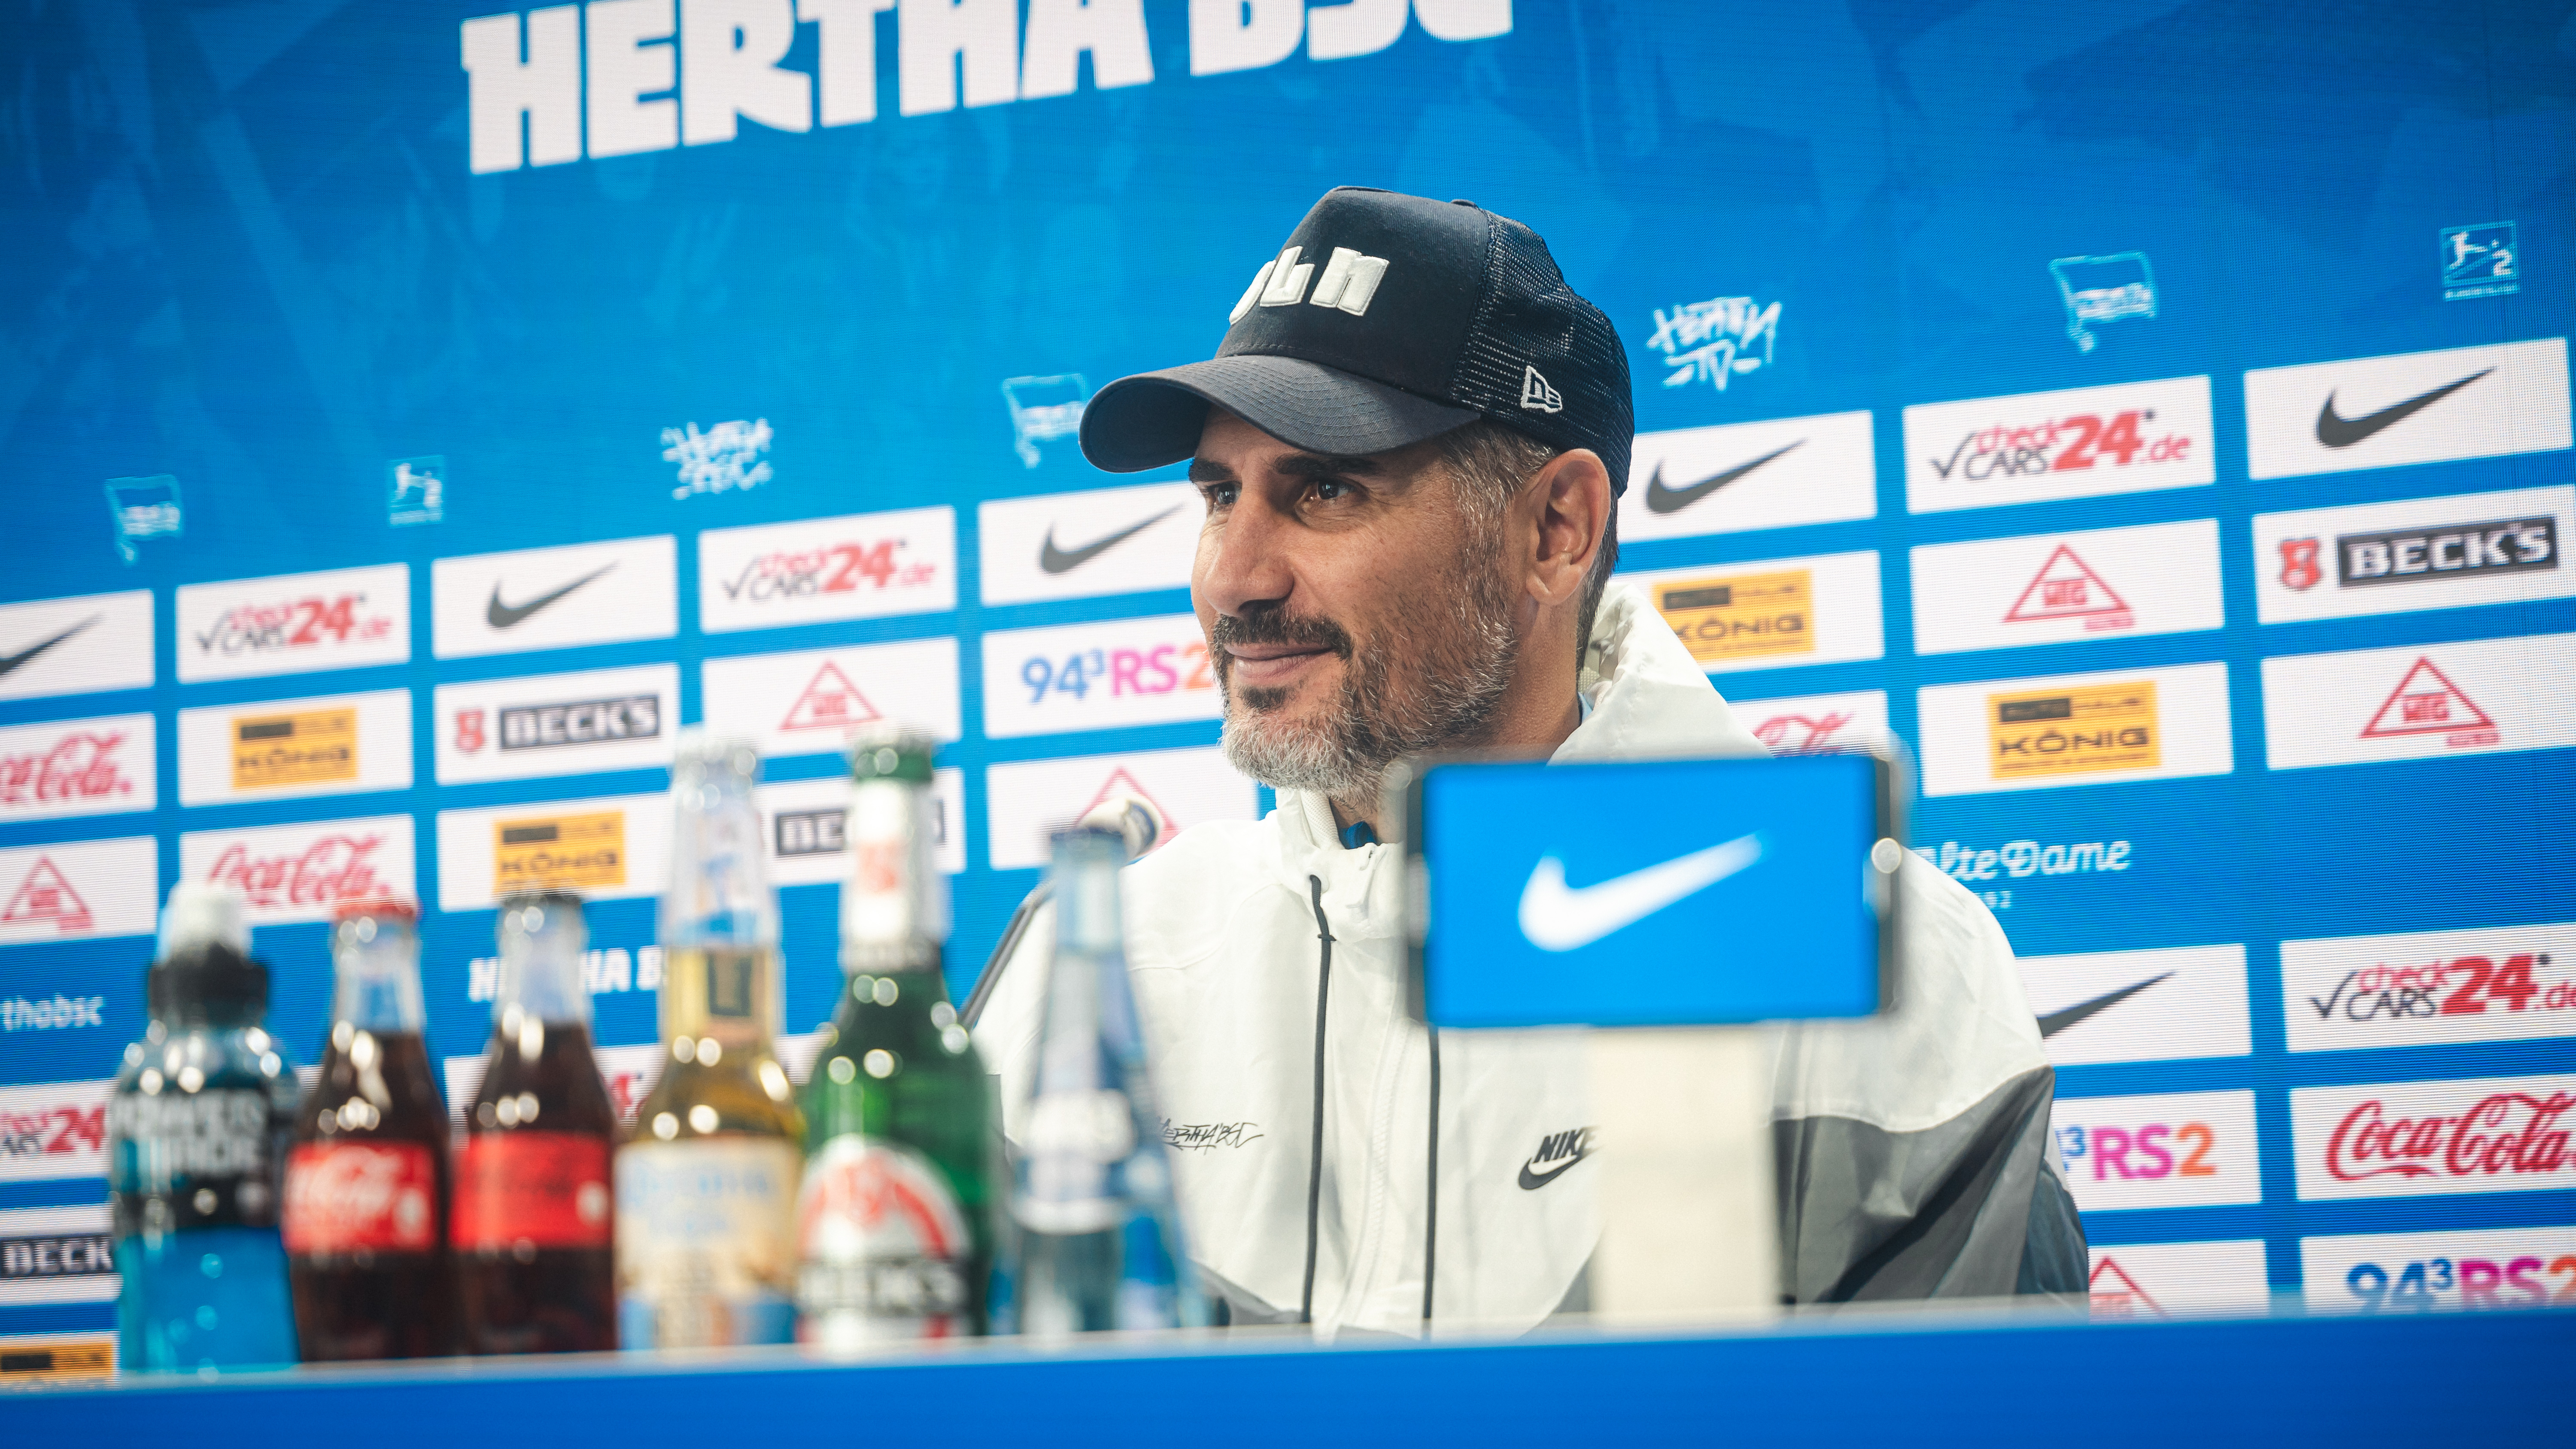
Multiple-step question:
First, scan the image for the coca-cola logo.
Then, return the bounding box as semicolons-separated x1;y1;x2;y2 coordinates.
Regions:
284;1142;434;1252
2325;1092;2576;1183
205;833;386;909
0;732;134;808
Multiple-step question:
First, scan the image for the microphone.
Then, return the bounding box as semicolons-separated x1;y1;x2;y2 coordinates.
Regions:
1075;793;1166;863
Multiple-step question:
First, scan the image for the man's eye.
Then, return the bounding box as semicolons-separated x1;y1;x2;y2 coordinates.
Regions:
1312;479;1352;501
1203;483;1239;508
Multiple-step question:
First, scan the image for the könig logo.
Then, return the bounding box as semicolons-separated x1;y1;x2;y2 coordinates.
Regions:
1229;245;1391;323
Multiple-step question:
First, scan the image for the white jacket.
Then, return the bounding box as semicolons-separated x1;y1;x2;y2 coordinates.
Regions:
973;583;2086;1337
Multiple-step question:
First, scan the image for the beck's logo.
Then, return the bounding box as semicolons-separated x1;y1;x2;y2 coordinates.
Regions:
2279;538;2324;591
1229;244;1391;323
1517;1127;1598;1189
2338;517;2555;587
2317;369;2493;449
1520;365;1563;413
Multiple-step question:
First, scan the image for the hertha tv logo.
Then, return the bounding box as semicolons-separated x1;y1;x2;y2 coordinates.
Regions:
2279;538;2324;591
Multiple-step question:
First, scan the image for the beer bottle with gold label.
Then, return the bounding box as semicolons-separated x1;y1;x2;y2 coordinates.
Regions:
617;729;804;1349
794;726;996;1346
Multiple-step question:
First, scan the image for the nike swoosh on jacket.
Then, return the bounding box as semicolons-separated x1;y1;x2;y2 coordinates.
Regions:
975;584;2086;1338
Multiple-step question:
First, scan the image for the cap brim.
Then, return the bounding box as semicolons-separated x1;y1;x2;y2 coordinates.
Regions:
1078;354;1480;473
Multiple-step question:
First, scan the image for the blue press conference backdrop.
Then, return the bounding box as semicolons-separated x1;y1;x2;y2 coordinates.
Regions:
3;0;2575;1343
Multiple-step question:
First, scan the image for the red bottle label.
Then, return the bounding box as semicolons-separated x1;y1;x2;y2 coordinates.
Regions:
451;1132;612;1250
283;1141;438;1253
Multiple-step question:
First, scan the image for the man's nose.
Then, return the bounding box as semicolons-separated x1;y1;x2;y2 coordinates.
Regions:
1194;492;1295;619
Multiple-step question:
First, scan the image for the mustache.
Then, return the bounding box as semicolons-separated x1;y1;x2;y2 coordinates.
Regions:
1209;608;1354;659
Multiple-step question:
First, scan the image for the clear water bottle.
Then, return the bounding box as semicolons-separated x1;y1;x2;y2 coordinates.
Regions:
1008;825;1205;1337
109;883;300;1373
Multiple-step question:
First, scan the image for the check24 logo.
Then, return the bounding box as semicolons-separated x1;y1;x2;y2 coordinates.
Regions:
1929;410;2195;483
2309;951;2567;1025
194;593;392;658
1;1100;106;1165
1020;642;1214;705
718;539;934;604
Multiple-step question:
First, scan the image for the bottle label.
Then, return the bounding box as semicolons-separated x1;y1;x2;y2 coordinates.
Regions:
615;1137;799;1347
283;1141;436;1254
109;1090;274;1179
794;1134;972;1341
450;1132;611;1250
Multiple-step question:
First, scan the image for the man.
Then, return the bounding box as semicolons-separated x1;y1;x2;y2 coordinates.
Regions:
974;188;2085;1335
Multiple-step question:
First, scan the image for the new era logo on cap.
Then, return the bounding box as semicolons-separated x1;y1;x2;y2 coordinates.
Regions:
1521;366;1563;413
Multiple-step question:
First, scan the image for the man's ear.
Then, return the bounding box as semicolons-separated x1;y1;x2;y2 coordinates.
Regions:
1526;449;1612;608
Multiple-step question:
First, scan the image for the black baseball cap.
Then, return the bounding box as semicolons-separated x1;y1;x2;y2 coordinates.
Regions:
1078;188;1635;493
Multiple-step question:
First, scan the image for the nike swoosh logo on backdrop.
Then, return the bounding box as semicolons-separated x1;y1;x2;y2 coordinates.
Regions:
1642;439;1806;515
1518;833;1763;952
1039;506;1182;574
1516;1149;1592;1190
2315;368;2493;449
486;564;617;629
2036;972;2175;1038
0;615;102;679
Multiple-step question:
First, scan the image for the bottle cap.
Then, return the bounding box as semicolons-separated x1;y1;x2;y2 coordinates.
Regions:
158;881;249;959
331;893;419;926
149;882;267;1016
848;724;936;784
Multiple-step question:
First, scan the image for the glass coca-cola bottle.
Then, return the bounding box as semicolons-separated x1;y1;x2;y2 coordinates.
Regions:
453;891;618;1354
283;897;452;1360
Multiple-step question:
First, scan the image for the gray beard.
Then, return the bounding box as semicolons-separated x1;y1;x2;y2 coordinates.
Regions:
1218;556;1521;802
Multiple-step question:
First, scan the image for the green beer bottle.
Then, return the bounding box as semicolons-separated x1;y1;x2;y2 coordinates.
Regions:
795;727;995;1344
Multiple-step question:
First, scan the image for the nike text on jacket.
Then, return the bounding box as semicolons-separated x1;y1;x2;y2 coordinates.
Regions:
972;583;2087;1337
